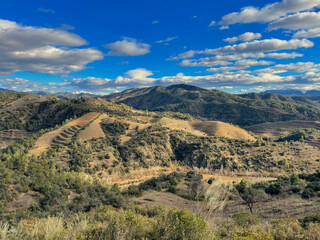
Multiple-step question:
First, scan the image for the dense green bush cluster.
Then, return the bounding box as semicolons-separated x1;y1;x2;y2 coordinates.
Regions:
100;120;129;136
277;128;315;142
0;133;125;223
236;172;320;200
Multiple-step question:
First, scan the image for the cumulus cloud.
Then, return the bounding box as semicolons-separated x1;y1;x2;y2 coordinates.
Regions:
159;71;294;86
0;19;103;75
219;0;320;27
293;27;320;38
171;39;312;60
105;38;151;56
179;59;231;67
209;52;302;61
269;11;320;30
224;32;262;43
204;59;273;72
199;38;313;55
68;77;112;91
115;68;155;84
234;59;274;67
0;77;71;92
4;63;320;93
67;68;156;91
255;62;320;74
206;66;247;72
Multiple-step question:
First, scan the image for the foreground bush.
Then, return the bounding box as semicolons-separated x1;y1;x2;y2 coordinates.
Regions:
0;206;215;240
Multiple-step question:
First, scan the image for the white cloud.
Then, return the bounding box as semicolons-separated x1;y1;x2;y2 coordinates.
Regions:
152;20;160;24
171;39;312;60
219;0;320;27
158;71;294;86
156;37;178;44
203;52;302;61
264;52;303;59
179;59;231;67
293;27;320;38
234;59;274;67
199;38;313;55
208;21;216;27
116;68;155;84
269;11;320;30
204;59;273;72
168;50;197;60
206;66;247;72
69;77;112;91
219;26;229;30
105;38;151;56
255;62;320;74
224;32;262;43
0;19;103;75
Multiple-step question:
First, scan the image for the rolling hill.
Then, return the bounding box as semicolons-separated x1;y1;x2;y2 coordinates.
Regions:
104;84;320;126
2;89;320;239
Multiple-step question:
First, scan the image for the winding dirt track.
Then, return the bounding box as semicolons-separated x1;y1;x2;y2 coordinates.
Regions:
28;112;99;156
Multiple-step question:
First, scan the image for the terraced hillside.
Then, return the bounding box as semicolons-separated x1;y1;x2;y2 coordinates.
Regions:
29;112;100;156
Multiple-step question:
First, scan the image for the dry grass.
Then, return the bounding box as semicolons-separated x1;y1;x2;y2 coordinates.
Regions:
191;121;255;141
134;116;255;141
78;113;108;140
98;165;186;187
202;174;276;184
29;112;99;156
245;120;320;138
133;175;320;221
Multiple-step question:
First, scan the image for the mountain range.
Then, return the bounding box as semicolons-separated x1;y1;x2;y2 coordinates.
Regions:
104;84;320;126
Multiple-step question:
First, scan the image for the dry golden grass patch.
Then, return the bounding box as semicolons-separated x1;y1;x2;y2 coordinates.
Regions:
147;117;255;141
78;113;108;140
98;165;185;187
245;120;320;138
202;174;276;184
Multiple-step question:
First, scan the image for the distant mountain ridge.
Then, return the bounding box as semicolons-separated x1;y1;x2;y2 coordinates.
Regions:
262;89;320;96
0;88;98;99
104;84;320;126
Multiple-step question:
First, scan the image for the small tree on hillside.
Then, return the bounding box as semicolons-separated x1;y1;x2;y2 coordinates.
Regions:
237;179;267;214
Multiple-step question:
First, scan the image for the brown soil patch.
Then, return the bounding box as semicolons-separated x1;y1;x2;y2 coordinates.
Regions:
134;191;200;211
78;113;108;140
8;193;36;210
29;112;99;156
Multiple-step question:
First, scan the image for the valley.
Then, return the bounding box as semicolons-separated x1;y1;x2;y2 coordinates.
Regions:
2;86;320;239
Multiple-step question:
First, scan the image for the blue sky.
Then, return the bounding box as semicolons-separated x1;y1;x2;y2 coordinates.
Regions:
1;0;320;94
